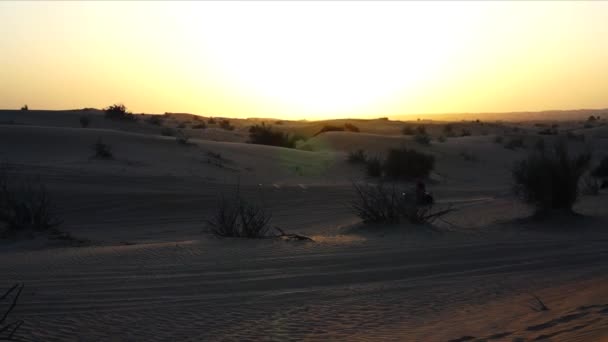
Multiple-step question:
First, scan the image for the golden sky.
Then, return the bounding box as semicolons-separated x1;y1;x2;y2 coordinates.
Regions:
1;1;607;120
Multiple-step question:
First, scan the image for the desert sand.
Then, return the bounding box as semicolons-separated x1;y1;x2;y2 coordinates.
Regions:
1;109;607;341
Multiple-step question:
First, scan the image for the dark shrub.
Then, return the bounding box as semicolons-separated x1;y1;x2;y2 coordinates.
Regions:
0;165;61;236
79;116;91;128
248;123;295;148
146;115;163;126
351;182;449;225
0;283;24;338
366;157;383;177
208;117;216;124
93;138;113;159
344;123;360;132
219;119;234;131
402;126;415;135
20;105;28;111
384;148;435;179
505;137;525;150
347;149;367;163
104;104;136;121
206;193;272;238
460;129;472;137
513;142;591;212
161;127;176;136
414;133;431;145
192;123;207;129
591;156;608;178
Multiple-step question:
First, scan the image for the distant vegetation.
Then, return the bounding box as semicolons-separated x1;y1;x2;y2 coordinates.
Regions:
219;119;234;131
206;192;272;238
104;104;136;121
20;105;28;111
513;141;591;213
146;115;163;126
248;123;297;148
314;123;360;136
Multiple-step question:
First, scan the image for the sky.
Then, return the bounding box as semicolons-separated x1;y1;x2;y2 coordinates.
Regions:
1;1;607;120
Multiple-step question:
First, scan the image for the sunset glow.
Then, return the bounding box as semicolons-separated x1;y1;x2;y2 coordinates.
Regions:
1;1;607;119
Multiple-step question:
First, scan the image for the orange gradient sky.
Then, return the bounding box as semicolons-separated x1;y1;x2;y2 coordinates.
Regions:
1;1;607;119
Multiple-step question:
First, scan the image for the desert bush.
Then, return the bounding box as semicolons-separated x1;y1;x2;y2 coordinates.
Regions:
0;166;62;236
104;104;136;121
20;105;28;111
437;135;446;143
206;192;272;238
414;133;431;145
208;117;216;124
512;142;591;212
402;126;415;135
92;138;113;159
146;115;163;126
384;148;435;180
161;127;176;136
219;119;234;131
79;116;91;128
351;182;449;225
591;156;608;178
176;132;191;145
366;157;383;177
460;129;472;137
248;123;295;148
347;149;367;164
343;123;360;132
0;283;24;339
192;123;207;129
505;137;525;150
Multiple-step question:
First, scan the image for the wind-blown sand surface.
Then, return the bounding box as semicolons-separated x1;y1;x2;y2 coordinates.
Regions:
1;110;607;341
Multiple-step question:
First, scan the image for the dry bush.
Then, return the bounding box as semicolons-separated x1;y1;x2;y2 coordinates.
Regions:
0;283;24;340
347;149;367;164
351;182;449;225
384;148;435;180
20;105;28;111
248;123;295;148
505;137;525;150
513;141;591;212
206;192;272;238
92;138;113;159
0;165;62;237
104;104;136;121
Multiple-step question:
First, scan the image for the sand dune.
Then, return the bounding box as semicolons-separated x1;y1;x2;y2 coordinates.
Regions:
1;110;607;341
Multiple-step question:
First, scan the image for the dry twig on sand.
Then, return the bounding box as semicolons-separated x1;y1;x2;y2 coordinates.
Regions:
0;283;24;341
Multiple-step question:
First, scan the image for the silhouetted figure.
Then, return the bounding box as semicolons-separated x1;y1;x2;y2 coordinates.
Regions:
415;180;434;205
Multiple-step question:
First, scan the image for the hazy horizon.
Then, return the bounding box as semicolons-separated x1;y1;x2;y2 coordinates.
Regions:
2;1;608;120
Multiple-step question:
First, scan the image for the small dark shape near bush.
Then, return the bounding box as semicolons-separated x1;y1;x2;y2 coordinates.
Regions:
146;115;163;126
513;141;591;212
505;137;525;150
192;123;207;129
161;127;176;136
344;123;360;132
219;119;234;131
249;123;295;148
208;117;216;124
402;126;415;135
79;116;91;128
347;149;367;163
366;157;383;177
20;105;28;111
351;182;450;225
93;138;113;159
207;192;272;238
587;115;598;122
1;166;62;236
0;283;24;340
414;133;431;145
591;156;608;178
384;148;435;180
104;104;136;121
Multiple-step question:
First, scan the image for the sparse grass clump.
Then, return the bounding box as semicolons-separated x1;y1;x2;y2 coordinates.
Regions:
384;148;435;180
20;105;28;111
513;142;591;212
351;182;449;225
347;149;367;164
104;104;136;121
0;165;62;237
206;193;272;238
92;138;113;159
79;116;91;128
248;123;295;148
